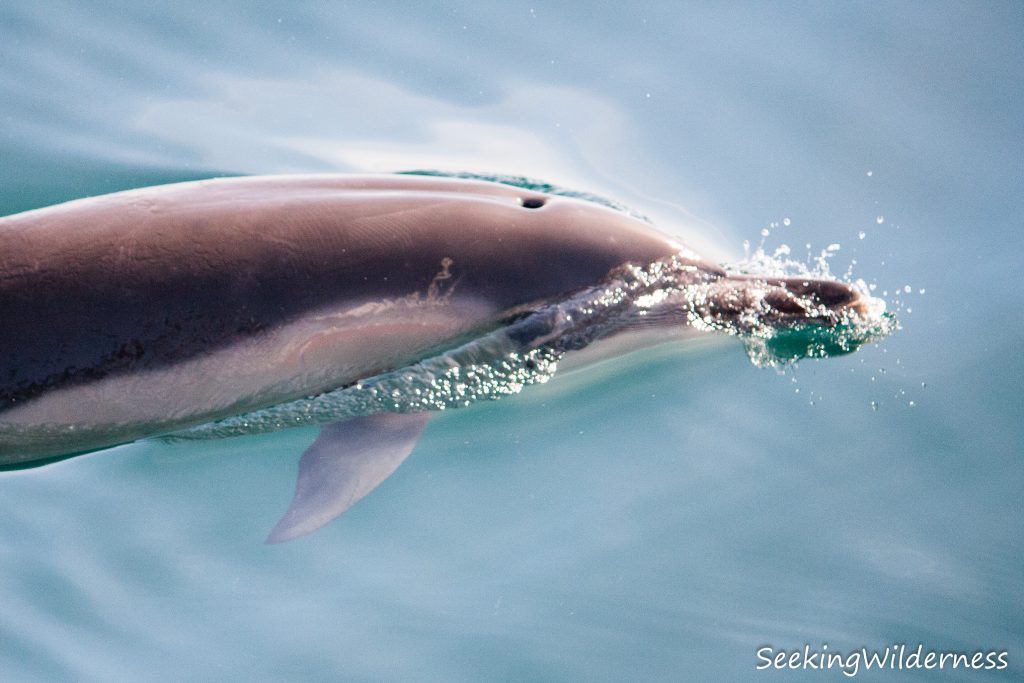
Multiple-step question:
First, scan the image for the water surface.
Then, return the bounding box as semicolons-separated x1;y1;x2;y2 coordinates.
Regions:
1;2;1021;680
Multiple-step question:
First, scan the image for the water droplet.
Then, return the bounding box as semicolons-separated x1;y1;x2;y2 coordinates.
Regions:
645;92;651;99
866;170;873;177
870;401;879;410
760;228;770;237
908;401;915;407
876;215;885;224
858;231;866;240
903;285;911;293
783;217;791;226
918;288;926;295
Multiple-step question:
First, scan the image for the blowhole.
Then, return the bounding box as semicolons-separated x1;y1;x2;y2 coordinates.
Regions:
520;197;546;209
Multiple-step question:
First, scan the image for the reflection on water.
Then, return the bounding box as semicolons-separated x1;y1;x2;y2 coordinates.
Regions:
1;2;1022;681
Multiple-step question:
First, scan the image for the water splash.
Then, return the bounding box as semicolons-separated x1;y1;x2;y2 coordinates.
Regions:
168;346;564;441
739;319;894;367
723;240;895;366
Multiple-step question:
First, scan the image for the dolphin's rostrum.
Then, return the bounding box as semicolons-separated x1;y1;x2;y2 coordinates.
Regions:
0;174;886;541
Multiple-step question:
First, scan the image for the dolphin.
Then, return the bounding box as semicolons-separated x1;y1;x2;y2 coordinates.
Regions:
0;173;881;542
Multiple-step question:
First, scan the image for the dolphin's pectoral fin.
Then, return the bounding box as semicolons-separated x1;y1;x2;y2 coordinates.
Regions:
265;412;432;544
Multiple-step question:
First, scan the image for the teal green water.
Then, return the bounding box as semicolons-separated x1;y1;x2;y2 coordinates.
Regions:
2;2;1022;681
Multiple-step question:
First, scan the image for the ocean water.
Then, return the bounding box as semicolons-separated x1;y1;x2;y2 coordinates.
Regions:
1;2;1022;681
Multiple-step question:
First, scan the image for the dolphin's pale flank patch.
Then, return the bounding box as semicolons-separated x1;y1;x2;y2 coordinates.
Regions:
0;173;893;541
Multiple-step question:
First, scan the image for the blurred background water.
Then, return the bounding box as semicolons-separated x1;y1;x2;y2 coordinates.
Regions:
1;1;1022;680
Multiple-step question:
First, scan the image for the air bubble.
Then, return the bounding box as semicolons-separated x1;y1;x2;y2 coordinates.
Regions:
858;231;866;240
876;215;885;224
783;217;791;226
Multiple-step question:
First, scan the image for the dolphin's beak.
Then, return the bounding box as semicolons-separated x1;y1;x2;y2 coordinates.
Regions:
764;277;871;318
698;274;880;328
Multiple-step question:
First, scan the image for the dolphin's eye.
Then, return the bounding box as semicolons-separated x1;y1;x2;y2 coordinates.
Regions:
520;197;546;209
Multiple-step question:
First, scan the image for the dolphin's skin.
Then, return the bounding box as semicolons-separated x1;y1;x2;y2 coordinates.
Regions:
0;174;872;540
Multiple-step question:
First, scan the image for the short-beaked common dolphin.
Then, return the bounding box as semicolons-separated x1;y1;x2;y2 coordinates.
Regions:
0;174;881;542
